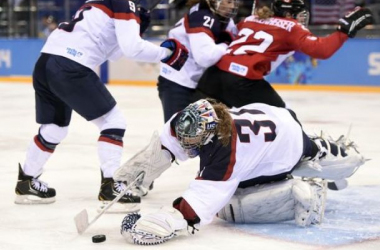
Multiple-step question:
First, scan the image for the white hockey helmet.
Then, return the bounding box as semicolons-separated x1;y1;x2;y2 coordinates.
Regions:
206;0;240;19
175;99;218;158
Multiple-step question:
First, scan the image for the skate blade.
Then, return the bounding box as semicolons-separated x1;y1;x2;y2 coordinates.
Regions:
132;186;149;197
97;201;140;214
15;195;55;204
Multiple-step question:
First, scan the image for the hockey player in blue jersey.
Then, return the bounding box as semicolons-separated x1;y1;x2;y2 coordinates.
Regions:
14;0;189;212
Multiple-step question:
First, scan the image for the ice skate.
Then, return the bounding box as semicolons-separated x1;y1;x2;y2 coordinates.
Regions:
15;163;56;204
98;174;141;213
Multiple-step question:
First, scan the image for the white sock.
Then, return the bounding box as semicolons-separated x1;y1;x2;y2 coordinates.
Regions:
23;138;52;177
98;141;123;178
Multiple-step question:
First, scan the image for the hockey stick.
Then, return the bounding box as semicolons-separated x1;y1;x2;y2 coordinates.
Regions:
251;0;258;15
147;0;164;11
136;0;163;11
74;172;145;234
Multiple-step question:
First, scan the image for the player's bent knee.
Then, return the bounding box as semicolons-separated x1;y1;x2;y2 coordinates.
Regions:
39;124;69;144
92;106;127;131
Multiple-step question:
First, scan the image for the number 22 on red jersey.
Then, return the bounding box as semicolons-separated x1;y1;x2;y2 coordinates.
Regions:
227;28;274;55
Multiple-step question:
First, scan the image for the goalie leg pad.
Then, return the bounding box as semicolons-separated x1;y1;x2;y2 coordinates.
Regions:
218;180;296;224
293;179;327;226
292;135;366;180
114;131;172;195
217;179;327;227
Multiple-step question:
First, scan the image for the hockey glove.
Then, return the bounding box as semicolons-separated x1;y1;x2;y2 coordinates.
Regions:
215;31;234;45
160;39;189;71
337;7;373;38
139;7;151;35
121;207;188;245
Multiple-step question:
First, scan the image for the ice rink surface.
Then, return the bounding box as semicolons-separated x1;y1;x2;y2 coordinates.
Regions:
0;82;379;250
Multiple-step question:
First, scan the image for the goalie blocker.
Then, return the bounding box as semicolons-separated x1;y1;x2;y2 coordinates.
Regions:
113;131;174;196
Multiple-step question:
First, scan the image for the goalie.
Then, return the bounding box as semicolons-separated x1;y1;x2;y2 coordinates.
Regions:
115;99;366;245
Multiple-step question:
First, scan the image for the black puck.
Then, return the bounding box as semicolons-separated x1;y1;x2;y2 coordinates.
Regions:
92;234;106;243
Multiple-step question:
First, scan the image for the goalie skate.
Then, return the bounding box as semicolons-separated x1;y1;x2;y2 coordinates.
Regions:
293;133;366;181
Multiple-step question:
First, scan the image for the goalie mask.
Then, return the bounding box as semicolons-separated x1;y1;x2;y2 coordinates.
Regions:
175;99;218;158
206;0;240;20
271;0;310;26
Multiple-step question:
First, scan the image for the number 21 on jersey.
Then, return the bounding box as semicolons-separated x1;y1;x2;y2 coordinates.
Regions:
227;28;273;55
203;16;215;28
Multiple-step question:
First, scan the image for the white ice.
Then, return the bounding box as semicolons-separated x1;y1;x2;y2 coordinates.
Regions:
0;82;379;250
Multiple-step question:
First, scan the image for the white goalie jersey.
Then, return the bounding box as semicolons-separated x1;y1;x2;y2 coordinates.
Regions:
42;0;168;70
160;103;304;225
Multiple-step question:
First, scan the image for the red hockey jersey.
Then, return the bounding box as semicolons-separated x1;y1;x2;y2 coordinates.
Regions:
217;15;348;80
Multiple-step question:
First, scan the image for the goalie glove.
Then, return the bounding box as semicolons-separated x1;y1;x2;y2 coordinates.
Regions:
337;7;373;38
113;131;173;196
121;206;188;245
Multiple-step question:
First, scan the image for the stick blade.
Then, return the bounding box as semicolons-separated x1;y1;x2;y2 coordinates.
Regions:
74;209;89;234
